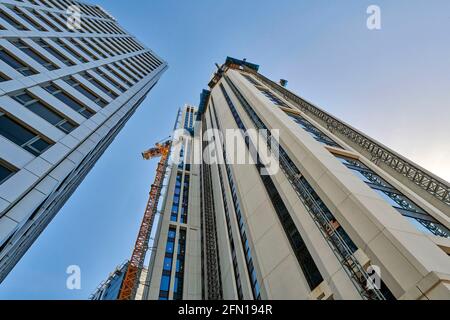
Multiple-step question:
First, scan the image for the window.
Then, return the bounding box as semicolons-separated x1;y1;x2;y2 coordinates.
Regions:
10;6;46;31
171;173;183;222
335;154;450;238
12;91;77;133
160;275;170;292
64;77;108;107
54;39;88;63
242;73;261;86
69;39;98;61
0;47;37;76
177;144;184;170
159;227;177;300
34;39;75;66
288;113;342;148
259;88;288;106
46;12;74;33
0;111;52;156
210;93;262;299
173;229;186;300
221;82;325;292
10;39;59;71
0;72;10;82
90;38;113;56
104;65;133;87
0;9;28;30
113;62;139;83
27;8;62;32
81;39;107;58
242;73;288;106
94;68;126;93
80;71;118;99
163;257;173;271
43;83;95;118
180;174;189;224
0;160;17;185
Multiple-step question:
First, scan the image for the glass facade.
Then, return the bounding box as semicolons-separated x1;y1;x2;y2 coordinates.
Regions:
159;227;176;300
170;173;183;222
173;229;186;300
180;174;190;224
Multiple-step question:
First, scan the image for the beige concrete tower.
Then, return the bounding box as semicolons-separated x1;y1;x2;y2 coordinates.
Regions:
146;58;450;300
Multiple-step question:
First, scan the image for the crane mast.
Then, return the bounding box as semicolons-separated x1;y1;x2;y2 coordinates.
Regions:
118;140;172;300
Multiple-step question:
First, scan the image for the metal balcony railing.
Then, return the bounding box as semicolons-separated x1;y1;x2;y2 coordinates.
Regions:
251;71;450;208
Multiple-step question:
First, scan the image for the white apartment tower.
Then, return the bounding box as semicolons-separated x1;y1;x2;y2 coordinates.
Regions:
145;58;450;300
0;0;167;282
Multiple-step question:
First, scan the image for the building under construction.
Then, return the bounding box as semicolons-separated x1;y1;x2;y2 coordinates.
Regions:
94;57;450;300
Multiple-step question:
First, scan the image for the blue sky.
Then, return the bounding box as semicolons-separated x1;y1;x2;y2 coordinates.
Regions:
1;0;449;299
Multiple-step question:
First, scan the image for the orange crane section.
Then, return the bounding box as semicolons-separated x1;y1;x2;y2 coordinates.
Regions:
118;139;172;300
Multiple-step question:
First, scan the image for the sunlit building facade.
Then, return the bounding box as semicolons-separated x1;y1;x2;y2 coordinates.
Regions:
145;58;450;300
0;0;167;283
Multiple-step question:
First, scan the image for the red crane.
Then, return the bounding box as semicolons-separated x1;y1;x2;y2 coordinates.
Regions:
118;139;172;300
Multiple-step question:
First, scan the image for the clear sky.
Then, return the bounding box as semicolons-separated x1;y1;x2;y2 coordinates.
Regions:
0;0;449;299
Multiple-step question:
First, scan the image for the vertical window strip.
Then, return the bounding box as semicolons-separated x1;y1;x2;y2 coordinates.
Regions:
209;101;244;299
173;229;186;300
159;226;176;300
170;172;183;222
219;83;324;293
180;174;189;224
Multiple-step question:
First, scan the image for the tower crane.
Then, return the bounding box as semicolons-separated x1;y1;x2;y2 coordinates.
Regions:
118;138;172;300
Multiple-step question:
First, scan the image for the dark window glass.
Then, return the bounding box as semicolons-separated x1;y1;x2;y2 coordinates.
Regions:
12;91;77;133
220;82;324;291
0;47;37;76
43;84;95;119
0;113;35;146
10;39;59;71
94;68;126;92
165;240;174;254
35;39;75;66
0;161;16;184
10;6;46;31
81;71;118;99
55;39;88;63
64;77;108;107
163;257;173;271
288;113;342;148
0;113;51;156
159;275;170;292
0;9;28;30
0;72;9;82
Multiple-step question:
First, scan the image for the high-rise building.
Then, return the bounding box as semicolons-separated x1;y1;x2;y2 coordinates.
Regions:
0;0;167;283
90;262;148;300
144;58;450;300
